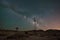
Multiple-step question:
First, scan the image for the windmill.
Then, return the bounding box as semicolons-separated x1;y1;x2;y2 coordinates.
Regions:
33;16;37;30
32;16;47;31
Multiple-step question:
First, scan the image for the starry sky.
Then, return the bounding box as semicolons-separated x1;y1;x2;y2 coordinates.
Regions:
0;0;60;31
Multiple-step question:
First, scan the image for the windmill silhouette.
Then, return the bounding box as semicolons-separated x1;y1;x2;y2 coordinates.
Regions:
33;16;47;31
33;17;37;30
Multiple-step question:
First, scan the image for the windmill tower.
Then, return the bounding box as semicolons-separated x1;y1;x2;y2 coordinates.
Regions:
33;17;37;30
16;27;19;31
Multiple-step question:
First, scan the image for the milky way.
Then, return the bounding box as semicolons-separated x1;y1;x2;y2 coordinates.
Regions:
0;0;60;31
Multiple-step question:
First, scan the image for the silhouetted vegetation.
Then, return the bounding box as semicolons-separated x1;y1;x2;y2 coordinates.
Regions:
0;29;60;40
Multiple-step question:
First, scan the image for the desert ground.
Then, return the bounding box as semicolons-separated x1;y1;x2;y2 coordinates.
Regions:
0;29;60;40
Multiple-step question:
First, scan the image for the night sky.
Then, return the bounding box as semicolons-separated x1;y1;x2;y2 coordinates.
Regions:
0;0;60;31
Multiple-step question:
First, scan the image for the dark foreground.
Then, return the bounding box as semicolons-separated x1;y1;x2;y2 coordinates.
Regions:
0;29;60;40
